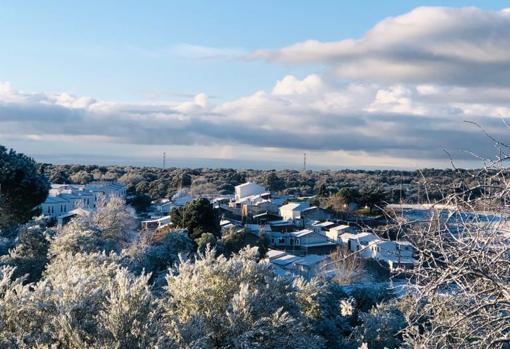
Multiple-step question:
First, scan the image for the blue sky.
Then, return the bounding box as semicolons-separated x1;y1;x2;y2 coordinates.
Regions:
2;1;510;169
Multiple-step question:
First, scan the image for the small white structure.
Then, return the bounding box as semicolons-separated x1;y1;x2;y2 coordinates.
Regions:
173;194;193;207
57;208;91;227
326;225;356;242
266;249;328;279
337;232;415;272
340;232;380;255
234;182;266;201
270;229;336;250
141;216;172;231
366;240;415;271
311;221;337;234
279;202;310;221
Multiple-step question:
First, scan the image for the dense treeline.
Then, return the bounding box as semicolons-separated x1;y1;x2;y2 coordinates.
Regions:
39;163;490;204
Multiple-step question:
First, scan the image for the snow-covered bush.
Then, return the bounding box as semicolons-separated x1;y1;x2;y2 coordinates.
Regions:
123;229;194;287
91;195;136;245
0;221;52;282
0;252;166;348
162;247;325;348
351;301;406;349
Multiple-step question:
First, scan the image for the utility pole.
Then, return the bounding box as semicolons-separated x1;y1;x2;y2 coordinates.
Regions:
163;152;166;169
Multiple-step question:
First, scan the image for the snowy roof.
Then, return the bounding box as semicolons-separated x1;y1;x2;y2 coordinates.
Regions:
44;196;69;204
269;220;294;226
329;225;351;232
279;202;309;211
266;249;287;260
142;216;172;224
271;254;301;266
294;254;327;267
289;229;315;238
312;221;336;228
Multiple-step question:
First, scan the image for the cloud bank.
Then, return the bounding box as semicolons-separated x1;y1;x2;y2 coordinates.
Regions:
252;7;510;86
3;7;510;168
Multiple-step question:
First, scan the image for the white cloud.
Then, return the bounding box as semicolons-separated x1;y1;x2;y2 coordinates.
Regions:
251;7;510;86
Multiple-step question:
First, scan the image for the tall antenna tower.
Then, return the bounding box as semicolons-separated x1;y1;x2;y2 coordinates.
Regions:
163;152;166;169
303;152;307;171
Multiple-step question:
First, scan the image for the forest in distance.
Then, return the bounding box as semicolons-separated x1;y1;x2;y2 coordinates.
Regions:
39;163;489;206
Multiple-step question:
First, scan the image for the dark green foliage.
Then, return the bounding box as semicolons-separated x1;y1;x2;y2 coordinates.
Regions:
195;232;218;254
349;286;396;313
221;228;269;258
171;198;220;241
0;146;50;230
129;194;152;212
263;172;285;192
360;186;389;213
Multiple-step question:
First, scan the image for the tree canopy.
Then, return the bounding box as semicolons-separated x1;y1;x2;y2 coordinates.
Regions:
0;146;49;231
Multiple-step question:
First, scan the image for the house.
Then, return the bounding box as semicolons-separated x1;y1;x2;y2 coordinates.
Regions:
234;182;267;201
41;182;126;220
57;207;91;227
152;199;174;215
301;207;331;225
141;216;172;231
337;231;416;272
292;254;329;279
366;240;415;271
173;194;193;207
326;225;356;242
311;221;337;234
279;202;310;221
266;249;329;279
41;196;72;218
269;229;336;253
268;220;296;233
339;232;380;255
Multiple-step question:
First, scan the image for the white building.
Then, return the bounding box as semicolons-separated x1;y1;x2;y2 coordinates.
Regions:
234;182;267;201
279;202;310;221
270;229;336;251
266;249;328;279
326;224;356;242
365;240;415;271
141;215;172;231
340;232;380;255
337;231;415;272
40;182;126;220
311;221;337;234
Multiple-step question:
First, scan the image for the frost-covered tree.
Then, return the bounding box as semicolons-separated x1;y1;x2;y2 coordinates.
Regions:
0;253;167;348
123;229;194;287
351;302;405;349
0;146;49;230
91;195;136;245
0;220;53;282
49;219;120;257
162;247;325;348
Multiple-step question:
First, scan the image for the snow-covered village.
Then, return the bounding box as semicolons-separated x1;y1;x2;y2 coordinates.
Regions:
1;2;510;348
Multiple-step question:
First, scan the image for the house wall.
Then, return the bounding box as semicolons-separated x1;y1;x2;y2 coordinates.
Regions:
235;183;265;201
